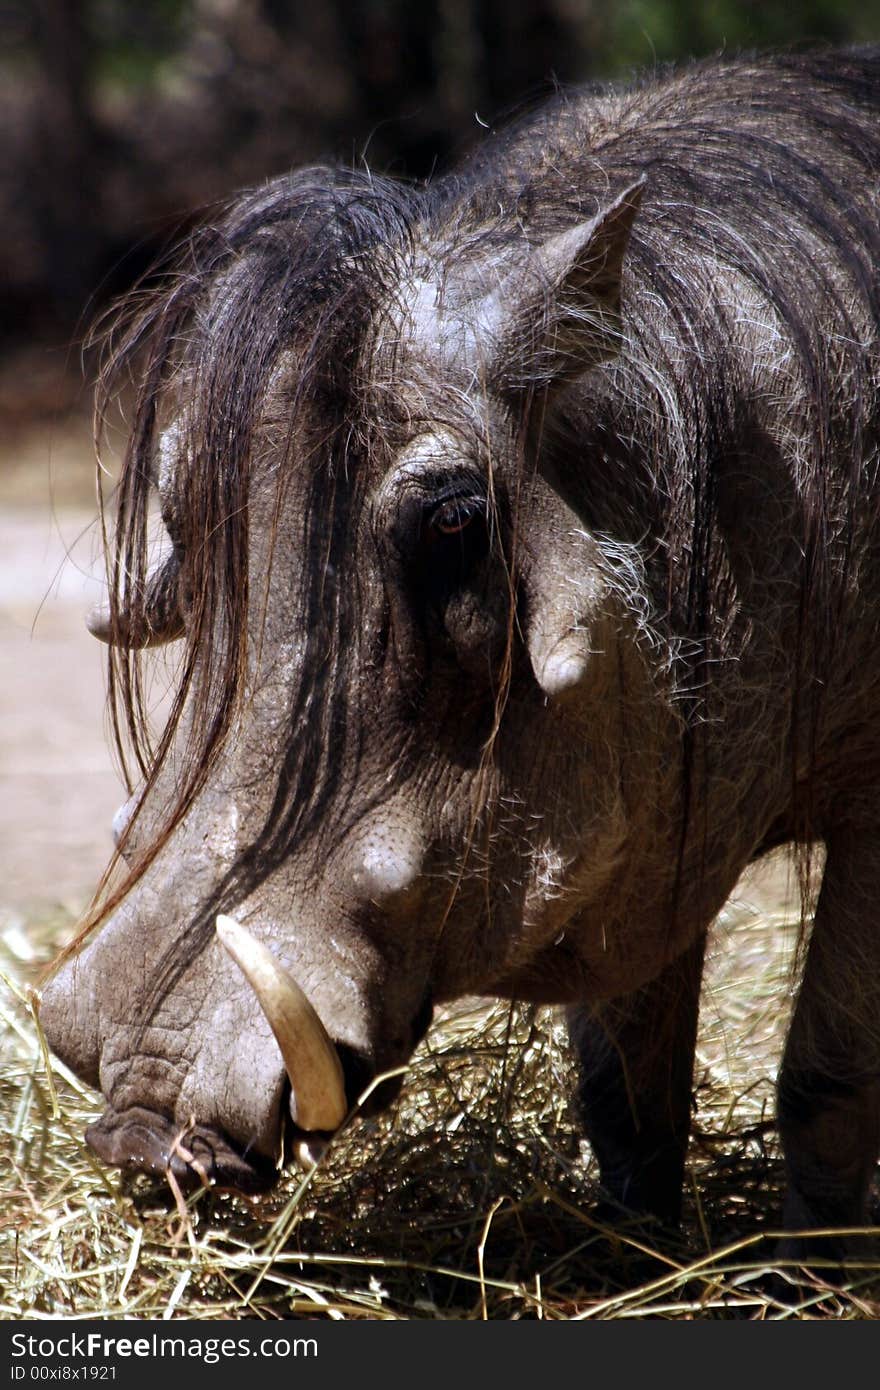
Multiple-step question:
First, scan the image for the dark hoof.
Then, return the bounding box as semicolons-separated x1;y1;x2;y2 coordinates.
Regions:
86;1105;279;1193
765;1230;880;1306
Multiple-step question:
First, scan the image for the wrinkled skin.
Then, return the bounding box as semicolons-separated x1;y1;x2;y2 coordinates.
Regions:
41;51;880;1265
45;383;695;1186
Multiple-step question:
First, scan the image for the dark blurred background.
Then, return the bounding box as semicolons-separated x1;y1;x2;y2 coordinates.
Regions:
4;0;880;425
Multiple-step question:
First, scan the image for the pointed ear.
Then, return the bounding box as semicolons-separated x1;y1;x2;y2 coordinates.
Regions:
487;178;644;394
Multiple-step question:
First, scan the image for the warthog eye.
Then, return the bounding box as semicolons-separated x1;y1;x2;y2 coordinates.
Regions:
422;491;490;584
384;473;494;612
429;496;483;536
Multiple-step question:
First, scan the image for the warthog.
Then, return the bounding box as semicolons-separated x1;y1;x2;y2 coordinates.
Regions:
41;47;880;1261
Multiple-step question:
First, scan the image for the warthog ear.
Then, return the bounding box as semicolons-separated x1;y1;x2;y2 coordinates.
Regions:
87;550;185;648
488;178;644;394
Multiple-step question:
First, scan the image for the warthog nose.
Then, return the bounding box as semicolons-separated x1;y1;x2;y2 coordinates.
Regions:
349;820;425;905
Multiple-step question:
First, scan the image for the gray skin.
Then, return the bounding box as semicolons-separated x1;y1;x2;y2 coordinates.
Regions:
43;195;691;1176
40;62;880;1262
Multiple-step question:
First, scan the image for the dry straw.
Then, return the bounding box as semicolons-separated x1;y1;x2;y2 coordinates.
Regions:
2;868;878;1321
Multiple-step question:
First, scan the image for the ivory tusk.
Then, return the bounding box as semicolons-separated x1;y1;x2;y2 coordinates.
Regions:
87;551;184;648
216;914;347;1133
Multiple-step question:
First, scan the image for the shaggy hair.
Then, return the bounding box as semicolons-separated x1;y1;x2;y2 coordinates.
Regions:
86;46;880;1006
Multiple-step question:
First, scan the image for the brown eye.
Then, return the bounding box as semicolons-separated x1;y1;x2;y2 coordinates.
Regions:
405;485;490;603
428;498;482;537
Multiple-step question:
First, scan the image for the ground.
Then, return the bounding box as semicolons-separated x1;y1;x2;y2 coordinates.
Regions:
0;412;123;945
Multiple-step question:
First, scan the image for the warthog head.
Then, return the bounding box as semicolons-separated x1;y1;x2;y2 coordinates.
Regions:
40;168;691;1189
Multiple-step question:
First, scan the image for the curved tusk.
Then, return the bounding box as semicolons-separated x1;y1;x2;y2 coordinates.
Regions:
87;551;184;649
216;914;347;1133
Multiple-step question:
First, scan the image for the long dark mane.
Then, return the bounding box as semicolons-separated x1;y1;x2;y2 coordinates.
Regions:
463;46;880;892
79;47;880;999
81;169;426;990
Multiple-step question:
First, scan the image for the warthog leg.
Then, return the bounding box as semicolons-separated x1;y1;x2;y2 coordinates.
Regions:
777;813;880;1267
567;933;706;1227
